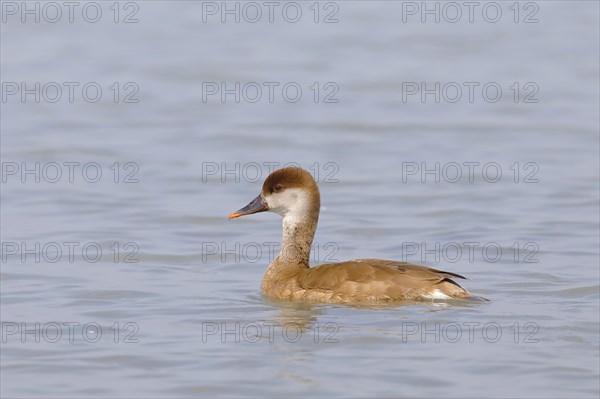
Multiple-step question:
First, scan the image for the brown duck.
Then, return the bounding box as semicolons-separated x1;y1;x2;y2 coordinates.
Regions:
229;167;474;304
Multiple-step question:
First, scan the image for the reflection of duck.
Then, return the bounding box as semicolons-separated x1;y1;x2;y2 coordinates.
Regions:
266;300;323;332
230;167;475;304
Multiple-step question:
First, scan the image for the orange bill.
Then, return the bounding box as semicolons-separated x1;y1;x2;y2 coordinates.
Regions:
229;195;268;219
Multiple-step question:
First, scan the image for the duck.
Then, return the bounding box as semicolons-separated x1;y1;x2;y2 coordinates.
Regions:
229;167;475;304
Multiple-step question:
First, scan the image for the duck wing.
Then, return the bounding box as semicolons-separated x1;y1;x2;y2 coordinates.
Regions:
297;259;470;300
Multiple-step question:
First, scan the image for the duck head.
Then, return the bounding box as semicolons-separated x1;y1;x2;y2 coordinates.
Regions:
229;167;320;221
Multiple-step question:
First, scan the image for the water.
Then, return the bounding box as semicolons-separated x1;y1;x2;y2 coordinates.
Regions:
1;1;599;397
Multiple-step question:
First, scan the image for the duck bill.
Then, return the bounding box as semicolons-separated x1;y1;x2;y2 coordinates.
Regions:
228;195;268;219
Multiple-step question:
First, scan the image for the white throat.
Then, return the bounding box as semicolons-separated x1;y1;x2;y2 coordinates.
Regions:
265;188;317;265
266;188;313;223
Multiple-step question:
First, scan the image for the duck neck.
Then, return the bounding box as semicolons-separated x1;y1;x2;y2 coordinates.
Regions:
275;208;319;268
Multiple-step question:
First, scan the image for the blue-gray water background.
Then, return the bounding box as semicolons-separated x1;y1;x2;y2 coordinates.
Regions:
1;1;599;397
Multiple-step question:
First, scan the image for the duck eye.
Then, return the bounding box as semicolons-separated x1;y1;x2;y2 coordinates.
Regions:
273;184;282;192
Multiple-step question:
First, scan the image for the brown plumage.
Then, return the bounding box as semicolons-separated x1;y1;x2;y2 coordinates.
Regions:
229;167;475;304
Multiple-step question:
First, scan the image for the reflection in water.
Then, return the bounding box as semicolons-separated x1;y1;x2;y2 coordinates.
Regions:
257;298;324;333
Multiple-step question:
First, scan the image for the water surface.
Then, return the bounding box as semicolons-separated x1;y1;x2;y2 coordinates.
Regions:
1;1;599;397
